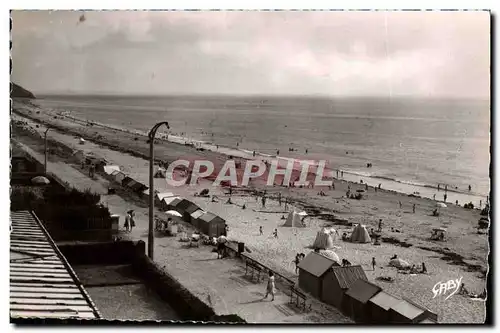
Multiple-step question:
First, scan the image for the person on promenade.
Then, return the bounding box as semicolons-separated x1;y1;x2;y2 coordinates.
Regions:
278;193;282;206
124;212;130;232
263;271;276;301
129;210;136;232
444;194;447;202
421;262;427;274
372;257;376;271
293;254;301;274
262;196;267;208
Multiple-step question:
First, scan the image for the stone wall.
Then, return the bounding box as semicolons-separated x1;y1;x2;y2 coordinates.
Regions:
58;240;246;323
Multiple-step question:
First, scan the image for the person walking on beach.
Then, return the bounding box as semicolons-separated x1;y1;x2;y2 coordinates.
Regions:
444;194;447;203
372;257;376;271
433;194;436;200
365;183;368;191
278;193;282;206
456;200;459;206
263;271;276;301
336;170;339;178
259;226;263;236
273;229;278;239
262;196;267;208
412;203;416;213
445;184;448;192
378;183;381;189
399;201;402;209
378;219;383;232
438;184;440;191
468;185;472;192
421;262;427;274
341;171;344;178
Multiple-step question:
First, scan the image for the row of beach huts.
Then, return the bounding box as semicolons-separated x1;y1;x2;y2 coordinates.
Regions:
296;252;438;324
99;163;227;238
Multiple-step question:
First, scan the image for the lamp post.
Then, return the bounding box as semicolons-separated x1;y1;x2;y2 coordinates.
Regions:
44;128;51;175
148;121;170;259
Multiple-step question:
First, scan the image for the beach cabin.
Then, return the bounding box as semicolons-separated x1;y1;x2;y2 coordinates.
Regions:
112;171;126;184
197;212;226;237
183;203;202;224
162;197;183;212
175;199;196;216
125;179;139;190
342;279;382;322
190;210;206;229
130;181;148;194
388;299;438;324
121;176;134;187
321;265;367;309
103;165;120;175
367;290;402;324
155;192;175;206
297;252;339;299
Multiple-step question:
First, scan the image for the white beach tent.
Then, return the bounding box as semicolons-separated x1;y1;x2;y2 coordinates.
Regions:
283;211;306;228
104;165;120;175
312;228;335;250
350;224;372;243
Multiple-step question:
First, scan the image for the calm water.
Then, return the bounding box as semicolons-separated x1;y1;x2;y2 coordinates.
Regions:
35;95;491;199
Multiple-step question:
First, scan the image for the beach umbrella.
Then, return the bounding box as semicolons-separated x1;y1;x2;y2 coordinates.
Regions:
165;210;182;217
31;176;50;185
436;202;447;208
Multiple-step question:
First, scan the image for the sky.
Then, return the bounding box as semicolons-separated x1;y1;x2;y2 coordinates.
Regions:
11;10;490;98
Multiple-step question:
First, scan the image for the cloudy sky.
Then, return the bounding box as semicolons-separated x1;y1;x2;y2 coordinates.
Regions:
11;10;490;98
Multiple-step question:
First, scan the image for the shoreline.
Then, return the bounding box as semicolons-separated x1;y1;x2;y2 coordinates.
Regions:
29;102;488;208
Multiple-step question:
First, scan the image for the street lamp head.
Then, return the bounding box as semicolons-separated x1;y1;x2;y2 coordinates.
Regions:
148;121;170;139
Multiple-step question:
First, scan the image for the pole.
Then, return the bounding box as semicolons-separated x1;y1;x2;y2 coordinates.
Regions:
148;121;170;260
44;128;50;175
148;138;154;258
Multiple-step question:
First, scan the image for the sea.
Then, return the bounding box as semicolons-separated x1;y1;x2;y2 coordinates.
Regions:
34;95;491;206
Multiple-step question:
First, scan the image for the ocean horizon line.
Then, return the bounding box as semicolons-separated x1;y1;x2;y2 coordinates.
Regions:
32;92;489;102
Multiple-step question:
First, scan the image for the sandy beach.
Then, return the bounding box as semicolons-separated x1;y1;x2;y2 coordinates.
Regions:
11;99;488;323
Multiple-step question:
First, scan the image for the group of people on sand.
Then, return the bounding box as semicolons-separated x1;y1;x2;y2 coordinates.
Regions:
123;210;136;232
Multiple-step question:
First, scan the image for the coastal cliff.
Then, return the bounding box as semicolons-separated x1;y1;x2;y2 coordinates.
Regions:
11;83;35;99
